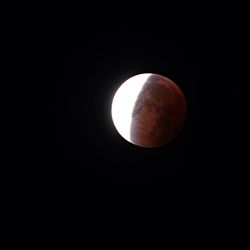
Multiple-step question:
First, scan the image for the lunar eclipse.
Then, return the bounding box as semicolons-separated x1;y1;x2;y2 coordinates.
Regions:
111;73;187;148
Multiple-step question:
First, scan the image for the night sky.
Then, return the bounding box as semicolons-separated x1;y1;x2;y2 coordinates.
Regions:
36;18;248;248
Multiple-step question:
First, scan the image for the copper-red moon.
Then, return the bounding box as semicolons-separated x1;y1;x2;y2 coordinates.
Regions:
111;73;187;148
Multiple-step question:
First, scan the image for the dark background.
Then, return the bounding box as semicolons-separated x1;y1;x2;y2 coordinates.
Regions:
26;7;249;248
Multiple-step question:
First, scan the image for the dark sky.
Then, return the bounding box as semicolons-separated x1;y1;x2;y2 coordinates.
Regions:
35;16;248;248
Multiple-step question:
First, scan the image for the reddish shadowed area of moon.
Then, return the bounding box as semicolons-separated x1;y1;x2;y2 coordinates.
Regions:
130;74;187;148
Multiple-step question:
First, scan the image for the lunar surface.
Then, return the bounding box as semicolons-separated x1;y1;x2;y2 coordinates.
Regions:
111;73;187;148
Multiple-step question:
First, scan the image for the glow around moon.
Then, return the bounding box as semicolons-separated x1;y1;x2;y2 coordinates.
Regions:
111;73;187;148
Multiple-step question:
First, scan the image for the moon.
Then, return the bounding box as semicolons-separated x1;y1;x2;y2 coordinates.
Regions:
111;73;187;148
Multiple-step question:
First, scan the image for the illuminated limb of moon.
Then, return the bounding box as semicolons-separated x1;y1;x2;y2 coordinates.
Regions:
111;73;152;143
